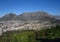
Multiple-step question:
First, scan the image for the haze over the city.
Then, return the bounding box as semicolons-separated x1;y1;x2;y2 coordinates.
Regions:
0;0;60;17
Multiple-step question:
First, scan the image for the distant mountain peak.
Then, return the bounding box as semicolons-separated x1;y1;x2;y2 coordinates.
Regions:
0;13;17;21
0;11;58;22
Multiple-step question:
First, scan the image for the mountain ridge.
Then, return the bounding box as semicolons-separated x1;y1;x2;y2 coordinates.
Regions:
0;11;56;22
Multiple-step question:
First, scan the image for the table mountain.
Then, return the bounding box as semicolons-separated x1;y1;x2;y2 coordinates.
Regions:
0;11;56;22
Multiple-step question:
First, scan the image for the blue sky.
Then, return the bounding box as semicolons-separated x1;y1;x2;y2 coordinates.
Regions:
0;0;60;17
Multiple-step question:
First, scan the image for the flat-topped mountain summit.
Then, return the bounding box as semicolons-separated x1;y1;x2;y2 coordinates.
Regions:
0;11;55;22
18;11;54;21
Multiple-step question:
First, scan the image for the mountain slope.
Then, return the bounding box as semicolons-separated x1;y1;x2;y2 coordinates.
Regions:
0;11;55;22
18;11;55;22
0;13;18;21
54;15;60;20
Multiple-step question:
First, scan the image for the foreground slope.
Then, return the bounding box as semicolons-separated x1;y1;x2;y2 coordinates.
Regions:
0;25;60;42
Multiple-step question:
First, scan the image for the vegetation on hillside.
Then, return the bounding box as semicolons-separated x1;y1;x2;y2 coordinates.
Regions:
0;25;60;42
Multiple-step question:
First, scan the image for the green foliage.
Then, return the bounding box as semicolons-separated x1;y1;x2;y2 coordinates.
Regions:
0;25;60;42
38;25;60;39
0;30;35;42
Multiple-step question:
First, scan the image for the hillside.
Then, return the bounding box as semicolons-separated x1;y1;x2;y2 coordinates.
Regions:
0;25;60;42
54;15;60;20
0;13;18;21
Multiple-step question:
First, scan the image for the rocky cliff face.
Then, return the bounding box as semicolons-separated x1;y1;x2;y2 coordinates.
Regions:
0;13;18;21
18;11;55;21
0;11;55;22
